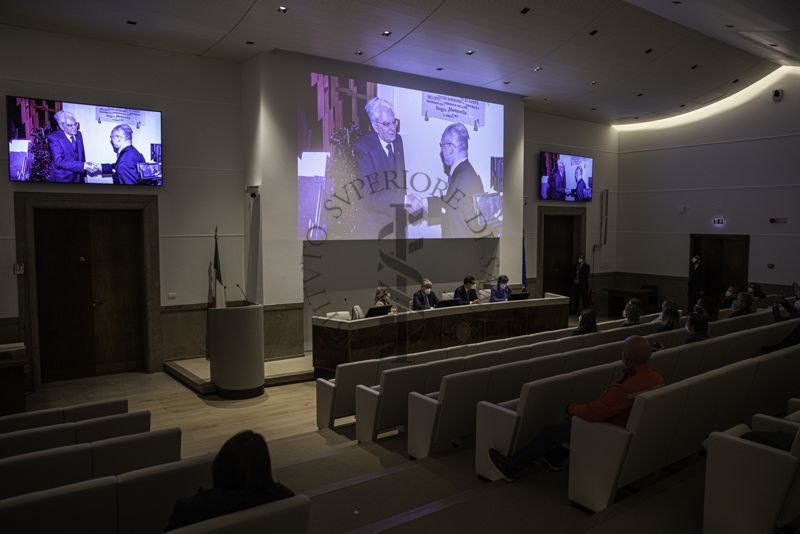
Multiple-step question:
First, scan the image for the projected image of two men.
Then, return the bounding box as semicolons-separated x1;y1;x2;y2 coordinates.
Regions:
298;73;504;240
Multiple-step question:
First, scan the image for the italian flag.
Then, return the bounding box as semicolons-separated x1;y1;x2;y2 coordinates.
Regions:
212;226;226;308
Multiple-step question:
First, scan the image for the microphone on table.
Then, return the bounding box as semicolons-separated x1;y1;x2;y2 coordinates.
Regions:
235;284;249;303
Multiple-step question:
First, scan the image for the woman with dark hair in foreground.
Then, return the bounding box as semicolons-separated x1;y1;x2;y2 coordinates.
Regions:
166;431;294;531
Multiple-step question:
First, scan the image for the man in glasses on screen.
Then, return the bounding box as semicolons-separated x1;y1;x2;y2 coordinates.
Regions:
94;124;146;185
47;110;97;183
438;122;486;238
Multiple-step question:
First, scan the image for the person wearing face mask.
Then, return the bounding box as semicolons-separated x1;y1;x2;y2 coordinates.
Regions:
684;312;709;344
696;296;720;322
650;300;678;323
729;292;755;318
454;275;480;304
490;274;513;302
572;308;598;336
571;253;591;314
720;286;738;308
688;254;707;310
747;282;766;299
412;279;439;311
771;288;800;322
621;298;642;327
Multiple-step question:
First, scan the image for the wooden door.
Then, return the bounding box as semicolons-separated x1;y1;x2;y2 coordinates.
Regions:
542;215;575;297
35;209;144;381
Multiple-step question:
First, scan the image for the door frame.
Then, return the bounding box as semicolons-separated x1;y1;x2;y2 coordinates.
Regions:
14;192;162;389
536;205;586;299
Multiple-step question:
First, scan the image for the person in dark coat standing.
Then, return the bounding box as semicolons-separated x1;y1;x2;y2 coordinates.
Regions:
571;253;591;314
688;254;707;309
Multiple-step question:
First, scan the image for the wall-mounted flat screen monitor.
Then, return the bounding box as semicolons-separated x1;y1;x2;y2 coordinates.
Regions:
539;151;592;202
297;73;504;240
6;96;163;186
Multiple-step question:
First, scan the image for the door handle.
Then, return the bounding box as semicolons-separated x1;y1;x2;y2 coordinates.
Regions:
92;299;103;308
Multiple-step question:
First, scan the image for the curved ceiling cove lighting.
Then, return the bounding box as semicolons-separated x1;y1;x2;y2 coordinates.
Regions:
613;66;800;132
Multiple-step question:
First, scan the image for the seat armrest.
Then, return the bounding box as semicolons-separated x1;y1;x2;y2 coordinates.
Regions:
475;401;520;481
407;392;441;459
355;385;381;443
752;414;800;435
316;379;336;430
568;417;632;513
788;398;800;414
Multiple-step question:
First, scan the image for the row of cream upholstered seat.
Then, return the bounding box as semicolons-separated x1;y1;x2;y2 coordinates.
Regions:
355;308;776;444
0;450;313;534
567;334;800;513
473;317;800;480
0;410;151;459
409;313;795;460
0;398;128;434
0;427;181;500
704;400;800;534
316;311;667;430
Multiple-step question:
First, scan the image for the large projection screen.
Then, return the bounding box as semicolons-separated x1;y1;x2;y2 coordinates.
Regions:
298;73;504;241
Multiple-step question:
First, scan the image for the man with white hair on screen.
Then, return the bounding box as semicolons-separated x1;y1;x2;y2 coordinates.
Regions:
47;110;97;182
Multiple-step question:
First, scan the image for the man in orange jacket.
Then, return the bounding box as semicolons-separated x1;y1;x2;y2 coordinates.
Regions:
488;335;663;479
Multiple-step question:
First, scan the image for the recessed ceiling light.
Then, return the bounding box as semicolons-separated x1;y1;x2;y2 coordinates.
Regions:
126;20;137;25
465;50;475;55
589;30;598;36
637;93;644;97
645;48;653;54
725;24;735;28
382;30;392;37
534;66;543;72
690;64;699;70
278;6;287;13
355;50;363;55
590;107;597;111
435;67;444;71
732;78;740;83
590;80;598;85
769;43;779;47
680;104;686;107
520;7;530;14
634;116;640;119
672;1;682;4
245;41;254;45
503;81;511;85
543;97;550;101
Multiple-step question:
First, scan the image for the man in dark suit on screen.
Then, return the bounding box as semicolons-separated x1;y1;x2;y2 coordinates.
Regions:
98;124;146;185
438;122;486;238
354;97;412;238
47;110;96;182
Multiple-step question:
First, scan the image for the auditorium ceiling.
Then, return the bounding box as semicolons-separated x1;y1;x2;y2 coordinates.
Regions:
1;0;798;124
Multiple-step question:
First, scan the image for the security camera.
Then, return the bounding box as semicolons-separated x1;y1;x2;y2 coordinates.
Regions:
244;185;260;198
772;89;784;102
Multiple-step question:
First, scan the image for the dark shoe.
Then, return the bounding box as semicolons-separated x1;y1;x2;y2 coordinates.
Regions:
540;446;569;472
488;448;518;481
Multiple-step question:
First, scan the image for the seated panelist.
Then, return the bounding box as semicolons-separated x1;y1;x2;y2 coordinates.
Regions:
412;279;439;311
490;274;512;302
454;275;479;304
374;285;391;307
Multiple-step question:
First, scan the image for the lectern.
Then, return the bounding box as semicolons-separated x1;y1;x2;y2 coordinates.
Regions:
207;303;264;398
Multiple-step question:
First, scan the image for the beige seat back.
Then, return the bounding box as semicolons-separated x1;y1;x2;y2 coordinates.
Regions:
423;358;465;393
0;423;75;459
495;345;532;364
434;369;492;444
514;373;576;452
486;360;533;404
332;360;380;418
92;428;182;477
167;494;312;534
74;411;151;443
0;443;92;500
464;352;499;371
375;365;427;430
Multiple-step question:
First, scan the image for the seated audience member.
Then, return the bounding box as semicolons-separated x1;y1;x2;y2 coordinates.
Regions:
720;286;738;308
650;299;678;323
572;309;598;336
166;431;293;530
763;291;800;353
374;285;391;307
729;292;755;318
657;306;681;332
772;290;800;322
748;282;767;299
684;312;709;344
696;296;720;322
621;298;642;326
454;275;480;304
488;336;664;478
412;279;439;310
490;274;513;302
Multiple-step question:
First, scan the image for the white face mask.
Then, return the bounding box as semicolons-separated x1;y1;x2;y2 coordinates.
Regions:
685;324;691;333
622;309;628;319
691;258;698;264
578;258;584;264
499;284;507;290
747;287;754;293
424;288;431;295
795;300;800;310
725;291;732;297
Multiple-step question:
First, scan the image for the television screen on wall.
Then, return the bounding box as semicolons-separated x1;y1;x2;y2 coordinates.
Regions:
297;73;504;240
539;151;592;202
6;96;163;186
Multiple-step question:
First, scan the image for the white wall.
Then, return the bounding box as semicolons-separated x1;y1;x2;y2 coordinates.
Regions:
0;25;246;318
616;68;800;284
524;111;619;274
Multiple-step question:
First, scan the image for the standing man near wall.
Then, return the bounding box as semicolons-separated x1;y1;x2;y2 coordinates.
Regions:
571;253;591;314
688;254;707;309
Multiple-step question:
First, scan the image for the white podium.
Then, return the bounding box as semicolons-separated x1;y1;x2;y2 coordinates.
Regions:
207;303;264;399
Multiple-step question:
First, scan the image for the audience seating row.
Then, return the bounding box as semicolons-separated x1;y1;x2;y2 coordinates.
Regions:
318;311;666;430
704;401;800;534
0;450;310;534
0;410;151;459
473;317;800;480
568;338;800;512
0;427;181;500
0;398;128;434
410;318;788;458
